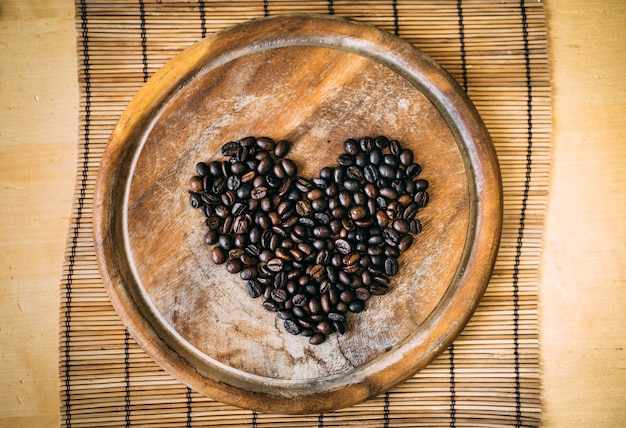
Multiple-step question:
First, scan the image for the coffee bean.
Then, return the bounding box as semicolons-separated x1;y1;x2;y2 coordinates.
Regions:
211;246;227;264
271;288;288;303
266;258;284;273
246;280;263;298
344;138;359;155
334;238;352;255
409;218;423;234
226;258;243;274
251;186;268;200
274;140;290;158
263;299;279;312
284;319;302;335
384;257;399;276
309;332;326;345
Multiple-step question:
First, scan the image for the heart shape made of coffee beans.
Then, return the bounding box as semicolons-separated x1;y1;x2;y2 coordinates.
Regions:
188;136;429;345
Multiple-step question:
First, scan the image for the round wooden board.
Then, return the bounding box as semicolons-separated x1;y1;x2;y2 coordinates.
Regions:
94;14;502;414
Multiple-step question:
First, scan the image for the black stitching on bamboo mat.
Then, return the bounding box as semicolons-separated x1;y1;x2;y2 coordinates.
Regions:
515;0;533;426
185;387;193;427
449;344;457;427
124;330;131;427
383;392;390;427
327;0;334;15
139;0;149;82
199;0;207;38
317;413;324;427
263;0;269;17
252;410;258;427
392;0;399;36
64;1;92;426
456;0;468;91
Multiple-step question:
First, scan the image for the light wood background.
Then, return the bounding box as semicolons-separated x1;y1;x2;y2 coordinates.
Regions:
1;0;624;426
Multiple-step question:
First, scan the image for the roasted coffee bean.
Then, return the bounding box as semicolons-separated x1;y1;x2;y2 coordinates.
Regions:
409;218;423;234
415;190;430;208
271;288;288;303
309;264;324;279
309;332;326;345
327;312;346;322
393;219;410;234
348;205;368;221
383;228;401;246
344;138;359;155
240;266;257;280
398;234;414;251
337;154;354;166
265;255;283;271
255;136;275;151
346;165;364;180
384;257;399;276
246;280;263;298
284;319;302;335
334;238;352;255
348;300;365;313
263;299;279;312
189;192;202;209
211;246;227;264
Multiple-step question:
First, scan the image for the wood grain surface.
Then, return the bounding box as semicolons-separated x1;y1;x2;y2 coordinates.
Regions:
1;0;625;426
93;15;500;413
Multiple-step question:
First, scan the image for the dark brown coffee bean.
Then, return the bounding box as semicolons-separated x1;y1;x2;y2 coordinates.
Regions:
271;288;288;303
306;188;324;201
309;332;326;345
309;298;321;314
383;228;401;246
256;136;275;151
295;200;312;216
384;257;399;276
415;190;429;208
265;257;283;272
348;300;365;313
414;178;429;192
389;139;401;155
355;287;371;301
274;140;290;158
340;289;355;303
240;266;257;280
292;293;308;307
281;158;297;177
211;246;227;264
409;218;423;234
398;234;414;251
284;319;302;335
399;148;413;166
263;299;279;312
393;218;410;234
334;238;352;255
328;312;346;322
344;138;359;155
369;283;389;295
316;321;333;335
379;187;398;200
348;205;368;221
251;186;268;200
343;251;360;267
309;264;324;279
246;280;263;298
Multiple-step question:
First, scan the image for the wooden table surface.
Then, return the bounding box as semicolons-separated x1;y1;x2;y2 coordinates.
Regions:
1;0;624;426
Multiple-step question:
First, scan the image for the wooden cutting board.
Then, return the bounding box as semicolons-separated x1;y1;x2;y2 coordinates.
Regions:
94;14;502;414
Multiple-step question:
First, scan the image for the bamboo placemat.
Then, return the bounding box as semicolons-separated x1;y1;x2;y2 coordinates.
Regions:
60;1;549;426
